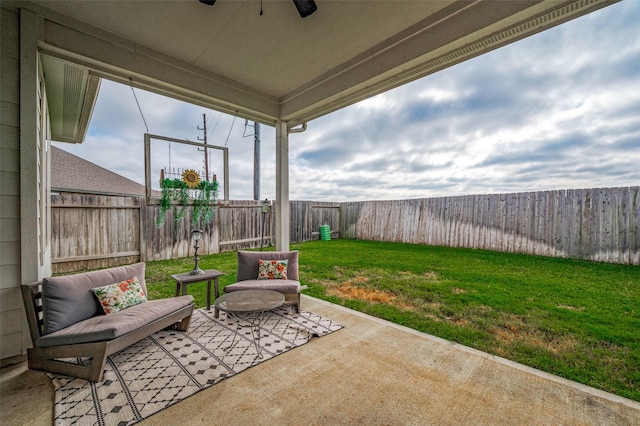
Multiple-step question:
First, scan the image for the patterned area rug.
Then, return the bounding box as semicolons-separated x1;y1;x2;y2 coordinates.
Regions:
50;307;342;425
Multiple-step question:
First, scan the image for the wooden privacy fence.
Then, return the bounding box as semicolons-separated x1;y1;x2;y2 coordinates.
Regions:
51;194;142;273
51;196;277;272
341;186;639;265
51;186;639;272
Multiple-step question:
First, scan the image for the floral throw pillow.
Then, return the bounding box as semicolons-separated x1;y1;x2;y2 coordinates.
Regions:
257;259;288;280
92;276;147;315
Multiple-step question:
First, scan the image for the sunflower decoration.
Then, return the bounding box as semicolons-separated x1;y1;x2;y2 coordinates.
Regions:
181;169;201;189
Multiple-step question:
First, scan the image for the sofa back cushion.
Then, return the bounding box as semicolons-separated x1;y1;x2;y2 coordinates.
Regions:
237;251;299;281
42;263;147;335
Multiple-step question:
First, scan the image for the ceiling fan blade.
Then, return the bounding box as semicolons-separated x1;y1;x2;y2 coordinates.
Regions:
292;0;317;18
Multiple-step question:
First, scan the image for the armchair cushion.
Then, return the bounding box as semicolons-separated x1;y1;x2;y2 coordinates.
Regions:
237;251;299;281
224;279;300;294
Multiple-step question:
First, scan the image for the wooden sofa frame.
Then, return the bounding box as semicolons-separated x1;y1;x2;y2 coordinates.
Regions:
21;281;193;382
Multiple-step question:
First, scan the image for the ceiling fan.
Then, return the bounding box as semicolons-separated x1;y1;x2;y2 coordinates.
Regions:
199;0;317;18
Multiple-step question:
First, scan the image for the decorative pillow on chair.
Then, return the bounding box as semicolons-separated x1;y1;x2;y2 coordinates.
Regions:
92;276;147;314
257;259;288;280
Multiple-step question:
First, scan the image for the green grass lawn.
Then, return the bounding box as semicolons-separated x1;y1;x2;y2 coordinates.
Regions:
145;239;640;402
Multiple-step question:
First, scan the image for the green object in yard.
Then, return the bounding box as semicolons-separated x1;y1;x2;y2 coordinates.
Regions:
319;225;331;241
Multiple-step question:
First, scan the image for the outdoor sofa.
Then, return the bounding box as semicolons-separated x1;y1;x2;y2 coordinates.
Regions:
21;262;194;382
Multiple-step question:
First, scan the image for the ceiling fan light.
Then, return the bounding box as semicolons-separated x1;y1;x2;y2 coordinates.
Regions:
199;0;216;5
292;0;317;18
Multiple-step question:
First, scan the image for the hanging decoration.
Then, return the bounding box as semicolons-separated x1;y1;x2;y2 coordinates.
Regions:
182;169;201;189
145;119;228;229
156;169;218;228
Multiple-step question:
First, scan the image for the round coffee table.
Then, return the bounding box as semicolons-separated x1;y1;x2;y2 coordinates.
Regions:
214;290;285;357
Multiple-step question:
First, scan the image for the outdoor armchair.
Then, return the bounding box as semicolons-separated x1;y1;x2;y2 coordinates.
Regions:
223;251;301;312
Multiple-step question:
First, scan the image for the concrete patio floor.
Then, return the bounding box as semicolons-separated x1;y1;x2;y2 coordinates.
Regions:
2;295;639;425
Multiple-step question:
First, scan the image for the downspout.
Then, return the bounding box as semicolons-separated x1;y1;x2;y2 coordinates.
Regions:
289;122;307;133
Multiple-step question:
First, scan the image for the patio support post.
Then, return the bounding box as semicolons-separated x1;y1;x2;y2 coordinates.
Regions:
274;119;290;251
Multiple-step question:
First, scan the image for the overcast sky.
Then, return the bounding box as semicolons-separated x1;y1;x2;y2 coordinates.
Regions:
54;1;640;202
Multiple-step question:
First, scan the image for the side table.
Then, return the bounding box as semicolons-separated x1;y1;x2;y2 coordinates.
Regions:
170;269;225;317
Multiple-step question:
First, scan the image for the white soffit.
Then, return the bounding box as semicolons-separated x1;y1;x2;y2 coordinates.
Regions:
40;55;100;144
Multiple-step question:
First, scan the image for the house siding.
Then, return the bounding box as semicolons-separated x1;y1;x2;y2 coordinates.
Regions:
0;6;25;363
0;5;52;364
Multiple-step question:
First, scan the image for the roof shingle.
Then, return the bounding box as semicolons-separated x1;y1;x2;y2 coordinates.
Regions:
51;145;147;197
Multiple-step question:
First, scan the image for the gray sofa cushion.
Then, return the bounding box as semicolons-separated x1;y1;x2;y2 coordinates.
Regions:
42;263;147;335
36;295;194;348
237;251;299;281
225;279;300;293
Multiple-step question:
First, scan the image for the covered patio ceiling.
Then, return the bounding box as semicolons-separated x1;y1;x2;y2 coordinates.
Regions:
18;0;618;143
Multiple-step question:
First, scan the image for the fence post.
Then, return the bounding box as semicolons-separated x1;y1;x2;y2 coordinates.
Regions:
139;196;147;262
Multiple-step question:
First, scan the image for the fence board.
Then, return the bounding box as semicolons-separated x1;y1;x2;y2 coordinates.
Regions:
633;188;640;265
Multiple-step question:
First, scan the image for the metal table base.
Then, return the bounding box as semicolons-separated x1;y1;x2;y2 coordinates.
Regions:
215;290;285;358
